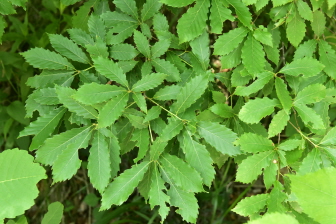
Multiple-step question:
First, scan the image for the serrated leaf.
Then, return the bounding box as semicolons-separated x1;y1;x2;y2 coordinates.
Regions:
132;73;166;92
278;139;302;151
289;167;336;224
297;148;322;175
220;42;243;68
247;213;299;224
110;43;139;60
132;92;147;113
68;28;95;47
86;37;109;59
159;154;203;192
98;93;129;127
286;11;305;47
61;0;81;6
56;86;98;119
226;0;253;29
293;39;317;60
72;0;99;31
114;0;138;19
294;104;325;129
320;127;336;145
198;121;240;156
0;17;6;44
296;0;313;21
275;77;292;112
279;58;324;77
209;103;234;118
0;149;46;220
159;118;184;142
253;26;273;47
21;48;74;70
182;130;215;187
151;39;171;59
150;137;168;160
41;201;64;224
235;72;273;96
88;14;106;41
0;1;16;15
153;85;181;101
311;10;325;36
93;57;129;88
52;128;93;182
236;133;274;153
74;83;126;105
160;0;195;7
190;31;210;70
151;58;180;82
49;34;90;64
171;74;208;114
233;194;269;216
133;30;151;58
236;150;276;183
132;128;150;162
19;107;66;150
101;11;137;27
294;83;326;105
88;131;111;193
106;23;138;45
268;110;290;137
263;163;278;189
239;97;279;124
214;27;248;55
144;106;161;123
241;35;266;75
141;0;162;21
176;0;210;43
101;161;150;209
319;40;336;79
210;0;234;34
34;88;60;105
148;165;170;220
267;181;288;213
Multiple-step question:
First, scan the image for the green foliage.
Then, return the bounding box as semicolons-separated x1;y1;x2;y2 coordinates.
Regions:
3;0;336;223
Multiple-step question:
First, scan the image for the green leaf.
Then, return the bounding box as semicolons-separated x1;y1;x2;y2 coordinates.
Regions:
48;34;90;64
132;128;150;162
226;0;253;29
176;0;210;43
247;213;299;224
151;39;171;59
160;119;184;142
239;97;279;124
101;161;150;209
182;130;215;187
88;131;111;194
148;165;170;221
293;39;317;60
235;72;273;96
294;83;326;105
209;103;234;118
253;26;273;47
88;14;106;41
34;88;60;105
19;107;66;150
296;0;313;21
297;148;322;175
286;11;305;47
68;28;95;47
278;139;302;151
171;74;208;114
0;149;46;220
275;77;292;112
61;0;81;6
151;58;180;82
320;127;336;145
160;0;194;7
241;35;266;75
86;37;109;59
236;133;274;153
311;10;325;37
144;106;161;123
93;57;129;88
52;129;93;182
268;110;290;137
210;0;234;34
267;181;287;212
6;101;29;125
220;42;243;68
0;1;16;15
114;0;138;19
98;93;129;128
290;167;336;224
319;40;336;79
110;43;139;60
132;73;166;92
198;121;240;156
132;92;147;113
150;137;168;160
236;150;276;183
327;0;336;9
153;85;181;101
159;154;204;192
0;17;6;43
279;58;324;77
190;31;210;70
133;30;151;58
41;202;64;224
21;48;74;70
26;70;74;89
213;27;248;55
294;104;325;129
101;11;137;27
233;194;269;216
141;0;162;21
56;86;98;119
74;83;126;105
72;0;99;31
